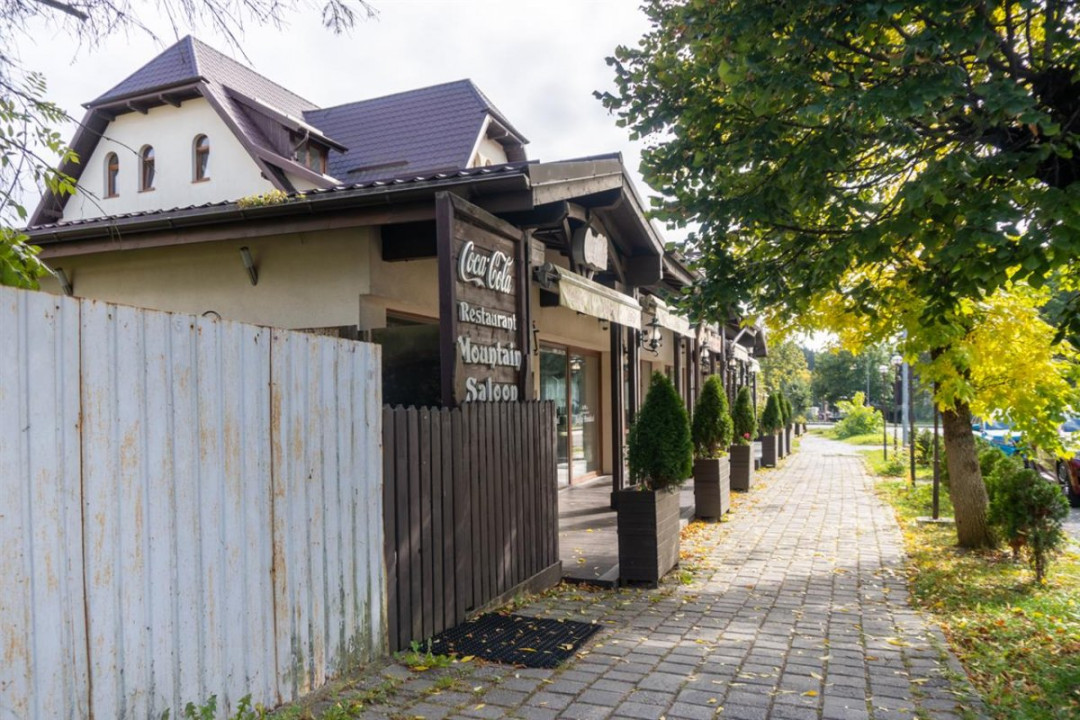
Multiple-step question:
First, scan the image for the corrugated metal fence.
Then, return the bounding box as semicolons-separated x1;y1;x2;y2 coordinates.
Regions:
382;402;560;652
0;286;385;720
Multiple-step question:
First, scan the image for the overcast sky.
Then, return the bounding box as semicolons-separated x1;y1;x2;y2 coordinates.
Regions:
15;0;676;233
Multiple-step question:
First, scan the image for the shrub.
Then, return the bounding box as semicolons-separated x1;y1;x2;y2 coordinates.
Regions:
691;375;733;458
780;393;793;427
882;449;908;477
732;386;757;444
628;371;693;491
987;457;1069;582
833;392;883;439
761;393;784;434
914;429;935;467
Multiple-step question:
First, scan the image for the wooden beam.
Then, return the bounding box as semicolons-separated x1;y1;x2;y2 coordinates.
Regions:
159;93;182;108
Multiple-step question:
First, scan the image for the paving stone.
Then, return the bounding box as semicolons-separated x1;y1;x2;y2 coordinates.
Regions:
557;703;612;719
612;701;667;719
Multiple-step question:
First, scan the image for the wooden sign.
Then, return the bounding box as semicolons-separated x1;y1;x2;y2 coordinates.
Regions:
437;193;530;406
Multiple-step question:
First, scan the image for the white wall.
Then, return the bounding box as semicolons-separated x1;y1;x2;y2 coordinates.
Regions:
63;98;273;222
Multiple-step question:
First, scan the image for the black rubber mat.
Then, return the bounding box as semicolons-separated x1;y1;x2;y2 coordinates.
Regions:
428;613;601;668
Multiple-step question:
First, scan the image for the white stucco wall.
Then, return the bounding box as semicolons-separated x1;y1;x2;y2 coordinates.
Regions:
62;98;273;222
471;135;509;167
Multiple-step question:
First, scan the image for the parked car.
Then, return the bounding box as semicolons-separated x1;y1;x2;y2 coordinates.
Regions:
973;418;1020;456
1052;456;1080;508
1029;417;1080;508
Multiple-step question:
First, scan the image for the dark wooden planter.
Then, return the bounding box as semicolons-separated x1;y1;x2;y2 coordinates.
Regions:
761;433;778;467
786;427;794;452
729;444;754;491
617;487;681;586
778;429;787;458
693;458;731;519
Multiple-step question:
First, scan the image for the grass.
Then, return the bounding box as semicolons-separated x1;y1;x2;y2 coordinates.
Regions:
838;436;1080;720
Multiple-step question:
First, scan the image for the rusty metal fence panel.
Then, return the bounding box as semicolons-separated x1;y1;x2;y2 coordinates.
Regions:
270;329;385;698
0;287;384;719
0;288;87;720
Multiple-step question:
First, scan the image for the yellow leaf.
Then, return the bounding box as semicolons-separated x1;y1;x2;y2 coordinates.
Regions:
459;655;474;663
802;690;818;697
475;704;485;710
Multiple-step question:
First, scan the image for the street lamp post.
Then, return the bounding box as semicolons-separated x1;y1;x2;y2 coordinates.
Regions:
878;363;890;461
890;354;903;456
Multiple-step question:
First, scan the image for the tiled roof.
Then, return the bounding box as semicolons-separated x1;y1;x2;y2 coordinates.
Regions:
90;36;315;115
305;80;526;183
28;163;532;232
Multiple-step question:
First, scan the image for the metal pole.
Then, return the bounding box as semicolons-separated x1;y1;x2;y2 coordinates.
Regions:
908;364;916;488
883;406;888;461
932;404;941;519
901;361;910;445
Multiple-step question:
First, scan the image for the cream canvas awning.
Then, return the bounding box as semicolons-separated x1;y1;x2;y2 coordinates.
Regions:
641;296;694;338
538;264;641;327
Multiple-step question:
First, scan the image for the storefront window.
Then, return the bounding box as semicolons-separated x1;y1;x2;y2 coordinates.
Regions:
540;347;570;486
372;315;441;407
541;346;600;486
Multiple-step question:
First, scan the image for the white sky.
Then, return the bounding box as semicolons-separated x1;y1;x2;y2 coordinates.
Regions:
14;0;680;236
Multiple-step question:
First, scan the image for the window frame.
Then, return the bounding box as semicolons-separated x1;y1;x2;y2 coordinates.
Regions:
105;152;119;198
193;134;210;182
139;145;155;192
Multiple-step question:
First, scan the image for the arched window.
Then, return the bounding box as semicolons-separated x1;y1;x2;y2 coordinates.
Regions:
105;152;119;198
139;145;155;191
193;134;209;181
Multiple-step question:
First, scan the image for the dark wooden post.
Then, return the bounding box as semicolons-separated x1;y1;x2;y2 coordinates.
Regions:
610;323;625;496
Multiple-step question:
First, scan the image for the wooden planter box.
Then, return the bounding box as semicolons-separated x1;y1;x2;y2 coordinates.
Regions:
786;427;794;452
778;429;787;458
693;458;731;519
729;444;754;491
761;433;778;467
617;487;681;586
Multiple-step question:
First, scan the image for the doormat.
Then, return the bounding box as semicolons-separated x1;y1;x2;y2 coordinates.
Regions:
428;613;601;669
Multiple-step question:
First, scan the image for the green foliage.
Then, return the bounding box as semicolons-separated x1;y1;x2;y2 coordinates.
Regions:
881;449;908;478
811;346;894;408
833;392;884;439
986;455;1070;583
691;375;733;459
237;190;291;208
758;339;812;416
780;393;792;427
398;640;455;671
914;429;935;467
760;393;783;435
628;371;693;490
601;1;1080;340
731;385;757;444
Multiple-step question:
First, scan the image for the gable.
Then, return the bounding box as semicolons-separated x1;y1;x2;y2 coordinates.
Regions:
61;97;273;223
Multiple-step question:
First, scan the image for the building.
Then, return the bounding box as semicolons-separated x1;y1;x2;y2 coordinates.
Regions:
28;36;765;492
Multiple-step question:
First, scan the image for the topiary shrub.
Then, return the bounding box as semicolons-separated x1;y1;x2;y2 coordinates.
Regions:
628;371;693;491
761;393;783;434
732;386;757;445
833;392;883;438
692;375;733;459
987;457;1069;582
780;393;793;428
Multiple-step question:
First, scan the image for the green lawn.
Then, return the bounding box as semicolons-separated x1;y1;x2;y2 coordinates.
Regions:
841;438;1080;720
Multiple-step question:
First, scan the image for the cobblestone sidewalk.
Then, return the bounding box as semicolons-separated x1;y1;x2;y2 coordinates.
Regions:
301;435;984;720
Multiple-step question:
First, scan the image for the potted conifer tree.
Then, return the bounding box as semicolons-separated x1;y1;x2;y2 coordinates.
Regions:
760;393;783;467
691;375;734;519
782;394;795;451
618;371;693;586
730;386;757;491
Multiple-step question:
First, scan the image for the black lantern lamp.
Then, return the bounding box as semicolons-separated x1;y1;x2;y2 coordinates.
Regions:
641;315;663;355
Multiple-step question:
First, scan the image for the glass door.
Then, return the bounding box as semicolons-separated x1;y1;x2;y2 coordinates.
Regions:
569;353;600;479
540;347;570;486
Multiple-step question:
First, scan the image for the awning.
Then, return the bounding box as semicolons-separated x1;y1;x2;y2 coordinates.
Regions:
536;263;641;327
641;296;694;338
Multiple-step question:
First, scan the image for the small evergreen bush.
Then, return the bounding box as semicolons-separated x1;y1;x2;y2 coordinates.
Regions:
760;393;783;434
691;375;734;458
732;386;757;445
628;371;693;491
780;393;793;428
987;457;1069;582
833;392;883;438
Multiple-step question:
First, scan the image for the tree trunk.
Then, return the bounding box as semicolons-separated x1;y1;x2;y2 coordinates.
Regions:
940;401;995;548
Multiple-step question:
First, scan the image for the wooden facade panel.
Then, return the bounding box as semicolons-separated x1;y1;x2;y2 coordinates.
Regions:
382;401;558;651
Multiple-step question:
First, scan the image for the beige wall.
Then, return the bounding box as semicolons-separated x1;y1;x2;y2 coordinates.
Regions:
63;98;273;222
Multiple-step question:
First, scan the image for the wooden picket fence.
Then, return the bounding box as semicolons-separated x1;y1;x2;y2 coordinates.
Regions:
382;401;559;651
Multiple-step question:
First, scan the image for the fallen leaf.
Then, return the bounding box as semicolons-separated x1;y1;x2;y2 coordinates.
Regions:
802;690;818;697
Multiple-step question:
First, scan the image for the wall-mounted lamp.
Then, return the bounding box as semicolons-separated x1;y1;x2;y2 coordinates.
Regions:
531;320;540;356
598;318;610;332
701;347;711;364
240;247;258;286
54;267;73;297
640;316;662;355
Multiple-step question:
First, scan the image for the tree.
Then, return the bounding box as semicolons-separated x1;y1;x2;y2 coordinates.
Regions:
760;393;783;435
758;338;812;417
692;375;734;458
732;385;757;444
811;346;893;408
628;371;694;490
0;0;376;287
600;0;1080;548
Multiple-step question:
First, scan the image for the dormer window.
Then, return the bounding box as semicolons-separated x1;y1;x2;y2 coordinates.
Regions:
105;152;119;198
139;146;155;191
295;140;327;175
193;134;210;181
